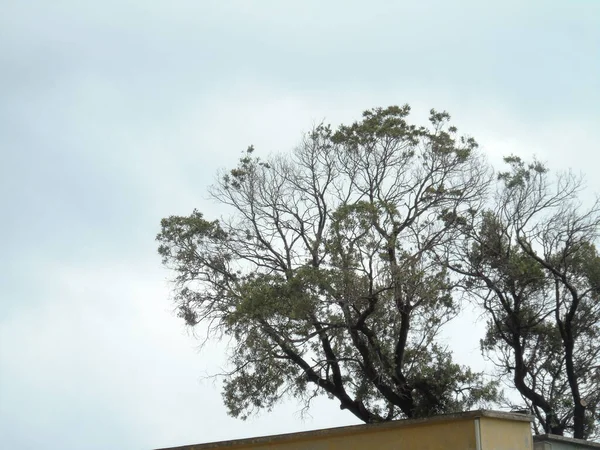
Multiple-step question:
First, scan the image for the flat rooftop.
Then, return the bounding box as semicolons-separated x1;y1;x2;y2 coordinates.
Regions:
156;409;533;450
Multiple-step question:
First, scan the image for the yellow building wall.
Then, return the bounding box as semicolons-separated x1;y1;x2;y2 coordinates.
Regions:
159;411;534;450
479;417;533;450
184;419;478;450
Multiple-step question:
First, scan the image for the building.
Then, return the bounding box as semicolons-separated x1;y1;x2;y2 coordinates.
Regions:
157;410;535;450
533;435;600;450
157;410;600;450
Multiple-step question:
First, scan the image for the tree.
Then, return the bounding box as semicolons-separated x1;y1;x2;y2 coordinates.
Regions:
157;106;499;423
444;156;600;439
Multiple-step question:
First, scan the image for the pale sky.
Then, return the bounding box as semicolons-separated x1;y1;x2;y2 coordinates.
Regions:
1;1;599;449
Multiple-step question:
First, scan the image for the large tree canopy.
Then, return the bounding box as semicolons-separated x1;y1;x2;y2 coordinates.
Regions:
157;106;499;423
157;105;599;438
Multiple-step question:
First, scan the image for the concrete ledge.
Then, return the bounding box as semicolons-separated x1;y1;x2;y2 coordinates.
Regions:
156;409;533;450
534;434;600;449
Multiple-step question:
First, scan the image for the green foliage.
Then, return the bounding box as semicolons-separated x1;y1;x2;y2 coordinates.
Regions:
497;155;547;188
406;344;500;416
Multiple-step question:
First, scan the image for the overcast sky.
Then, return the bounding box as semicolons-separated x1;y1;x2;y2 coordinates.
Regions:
1;1;599;449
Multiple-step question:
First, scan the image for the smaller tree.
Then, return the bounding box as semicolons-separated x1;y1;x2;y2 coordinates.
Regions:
445;156;600;439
